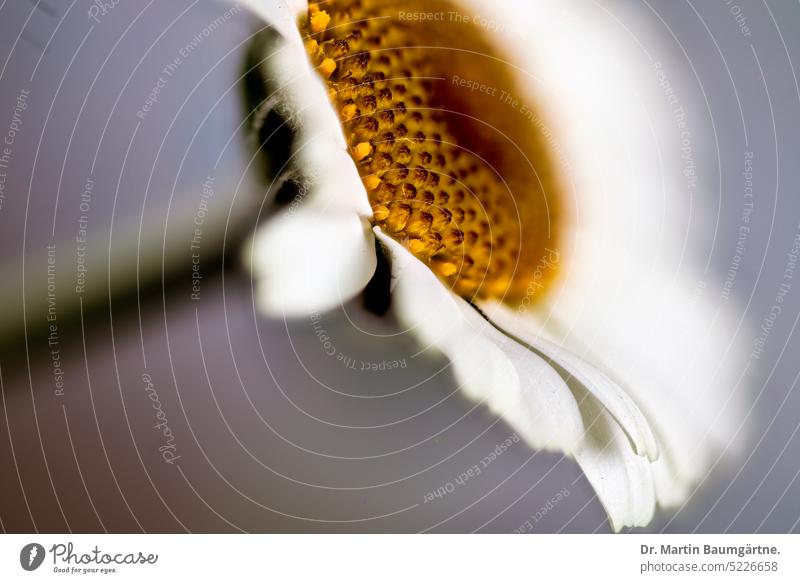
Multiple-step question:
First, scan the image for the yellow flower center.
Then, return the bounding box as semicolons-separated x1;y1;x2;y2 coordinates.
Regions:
301;0;561;304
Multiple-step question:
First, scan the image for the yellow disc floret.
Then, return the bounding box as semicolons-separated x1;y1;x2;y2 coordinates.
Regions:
301;0;561;304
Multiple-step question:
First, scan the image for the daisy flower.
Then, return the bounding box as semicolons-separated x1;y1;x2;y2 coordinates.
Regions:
239;0;747;530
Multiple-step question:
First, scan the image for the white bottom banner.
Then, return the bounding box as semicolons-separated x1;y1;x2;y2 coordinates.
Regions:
1;534;798;582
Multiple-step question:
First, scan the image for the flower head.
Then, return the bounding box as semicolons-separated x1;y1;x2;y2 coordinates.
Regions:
240;0;748;530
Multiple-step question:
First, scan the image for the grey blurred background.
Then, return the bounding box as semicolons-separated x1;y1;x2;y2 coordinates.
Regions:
0;0;798;533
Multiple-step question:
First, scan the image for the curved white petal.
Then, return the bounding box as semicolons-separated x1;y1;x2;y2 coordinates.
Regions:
572;384;657;531
243;0;373;217
491;332;583;453
480;300;661;530
547;248;748;498
378;229;657;529
238;0;307;47
241;0;381;315
650;446;693;508
480;301;659;463
374;229;583;454
247;209;376;317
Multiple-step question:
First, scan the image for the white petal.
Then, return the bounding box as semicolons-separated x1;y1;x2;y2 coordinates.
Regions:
374;229;583;453
480;301;659;463
571;384;656;532
551;251;748;498
377;230;659;528
238;0;307;45
479;300;661;528
241;0;382;317
268;47;346;151
293;137;373;216
247;209;376;317
282;0;307;18
245;2;373;217
490;332;584;453
650;450;693;508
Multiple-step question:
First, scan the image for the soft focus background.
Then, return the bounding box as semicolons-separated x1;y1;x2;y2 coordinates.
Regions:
0;0;799;533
